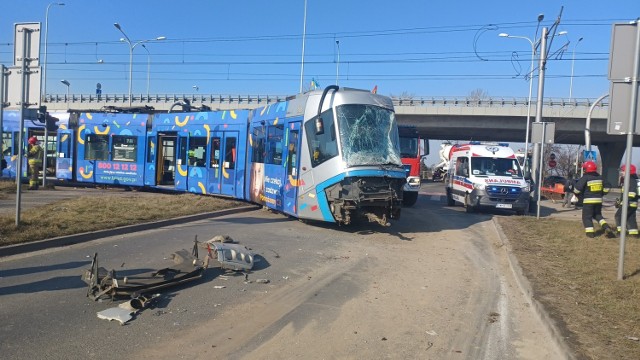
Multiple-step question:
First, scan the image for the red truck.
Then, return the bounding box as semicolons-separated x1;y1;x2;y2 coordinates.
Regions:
398;126;428;206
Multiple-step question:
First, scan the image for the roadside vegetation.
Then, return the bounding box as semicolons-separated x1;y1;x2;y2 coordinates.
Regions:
0;180;245;246
497;216;640;360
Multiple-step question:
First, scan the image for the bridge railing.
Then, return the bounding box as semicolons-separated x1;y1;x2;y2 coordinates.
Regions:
392;96;608;108
43;94;609;109
44;93;289;106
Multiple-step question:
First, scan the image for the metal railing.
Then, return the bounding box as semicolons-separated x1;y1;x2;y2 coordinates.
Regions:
42;93;609;109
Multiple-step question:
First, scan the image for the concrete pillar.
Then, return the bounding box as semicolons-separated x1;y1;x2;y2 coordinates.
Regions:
598;141;626;187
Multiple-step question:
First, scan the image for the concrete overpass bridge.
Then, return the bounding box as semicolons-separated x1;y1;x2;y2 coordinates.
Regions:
41;92;635;184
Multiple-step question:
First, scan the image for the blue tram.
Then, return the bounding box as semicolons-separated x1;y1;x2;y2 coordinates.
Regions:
2;110;68;180
56;87;406;225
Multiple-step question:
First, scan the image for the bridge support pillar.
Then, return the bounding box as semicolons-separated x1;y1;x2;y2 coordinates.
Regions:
598;142;626;187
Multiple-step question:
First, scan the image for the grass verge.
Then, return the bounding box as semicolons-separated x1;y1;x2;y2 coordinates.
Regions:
497;216;640;359
0;191;245;246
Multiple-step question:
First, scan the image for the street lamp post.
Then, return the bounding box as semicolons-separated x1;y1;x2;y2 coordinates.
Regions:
498;33;536;176
569;37;584;100
336;40;340;86
113;23;165;106
42;2;65;102
141;44;151;98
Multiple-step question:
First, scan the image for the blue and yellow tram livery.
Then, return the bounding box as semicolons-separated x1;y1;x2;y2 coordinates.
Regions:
147;109;250;198
56;87;406;226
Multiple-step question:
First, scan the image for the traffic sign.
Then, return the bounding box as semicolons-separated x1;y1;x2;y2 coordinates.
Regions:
583;150;597;162
548;160;557;168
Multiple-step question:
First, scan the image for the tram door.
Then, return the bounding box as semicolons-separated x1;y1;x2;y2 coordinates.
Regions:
209;131;238;196
283;121;301;216
56;129;74;180
156;134;176;186
175;134;189;191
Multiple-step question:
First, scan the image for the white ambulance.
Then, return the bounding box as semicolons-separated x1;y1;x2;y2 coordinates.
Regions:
445;142;530;215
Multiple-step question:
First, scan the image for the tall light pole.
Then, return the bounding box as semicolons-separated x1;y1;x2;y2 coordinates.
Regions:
335;40;340;86
114;23;165;106
60;79;70;109
141;44;151;98
299;0;307;93
569;37;583;100
498;33;536;176
42;2;65;102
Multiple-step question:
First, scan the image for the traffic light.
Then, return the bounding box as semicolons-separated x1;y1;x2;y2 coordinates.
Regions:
45;115;59;132
37;105;47;124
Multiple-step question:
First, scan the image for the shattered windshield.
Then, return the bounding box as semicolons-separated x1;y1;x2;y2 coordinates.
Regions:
471;157;523;177
337;104;402;167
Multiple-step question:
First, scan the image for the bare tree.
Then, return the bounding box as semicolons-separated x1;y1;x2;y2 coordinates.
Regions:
540;144;582;179
467;88;489;101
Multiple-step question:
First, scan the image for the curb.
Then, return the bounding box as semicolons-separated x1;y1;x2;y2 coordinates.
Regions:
0;205;259;258
491;217;576;360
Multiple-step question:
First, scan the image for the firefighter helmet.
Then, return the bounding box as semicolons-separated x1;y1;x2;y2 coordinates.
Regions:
28;136;38;145
583;161;597;173
621;164;637;175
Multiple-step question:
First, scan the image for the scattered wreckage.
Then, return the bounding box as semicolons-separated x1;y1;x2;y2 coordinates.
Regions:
82;235;256;325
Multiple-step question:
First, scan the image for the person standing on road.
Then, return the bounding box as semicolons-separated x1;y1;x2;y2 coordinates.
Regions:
574;161;615;238
27;136;43;190
614;164;639;237
562;175;575;208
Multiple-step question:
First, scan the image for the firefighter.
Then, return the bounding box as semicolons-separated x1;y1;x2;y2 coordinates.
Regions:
614;164;639;237
27;136;43;190
574;161;615;238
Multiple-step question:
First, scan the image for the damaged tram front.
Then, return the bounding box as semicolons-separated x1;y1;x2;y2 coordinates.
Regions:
293;86;405;226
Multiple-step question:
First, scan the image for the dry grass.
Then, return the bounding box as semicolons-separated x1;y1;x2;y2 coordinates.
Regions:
0;192;245;246
498;216;640;360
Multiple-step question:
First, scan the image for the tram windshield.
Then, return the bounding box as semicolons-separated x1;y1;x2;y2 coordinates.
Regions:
337;104;402;167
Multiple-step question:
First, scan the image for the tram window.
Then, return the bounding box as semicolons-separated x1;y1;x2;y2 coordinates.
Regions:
210;137;221;167
305;111;338;167
85;134;109;160
146;138;153;163
59;136;70;158
251;125;266;163
112;135;137;162
266;124;284;165
225;137;237;170
287;130;299;176
178;137;187;166
2;132;13;156
188;137;207;167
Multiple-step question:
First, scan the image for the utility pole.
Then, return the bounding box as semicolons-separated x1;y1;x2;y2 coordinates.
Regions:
530;27;549;209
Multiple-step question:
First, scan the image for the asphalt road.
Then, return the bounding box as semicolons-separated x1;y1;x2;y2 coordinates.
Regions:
0;182;570;359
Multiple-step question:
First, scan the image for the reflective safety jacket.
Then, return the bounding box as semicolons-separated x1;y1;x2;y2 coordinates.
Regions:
574;172;609;205
619;174;640;209
27;144;43;165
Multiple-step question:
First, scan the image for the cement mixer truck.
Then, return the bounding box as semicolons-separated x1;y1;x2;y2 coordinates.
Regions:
432;143;453;181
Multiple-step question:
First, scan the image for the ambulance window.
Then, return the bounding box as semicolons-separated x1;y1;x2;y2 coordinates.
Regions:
456;157;468;177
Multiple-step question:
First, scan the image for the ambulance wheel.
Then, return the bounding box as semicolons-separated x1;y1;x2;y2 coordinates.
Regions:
403;192;418;207
446;189;455;206
465;194;476;213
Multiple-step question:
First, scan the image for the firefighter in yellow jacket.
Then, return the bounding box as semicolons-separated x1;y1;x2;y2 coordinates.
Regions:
27;136;43;190
574;161;615;238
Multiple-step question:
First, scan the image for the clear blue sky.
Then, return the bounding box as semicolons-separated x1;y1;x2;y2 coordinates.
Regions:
1;0;637;99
